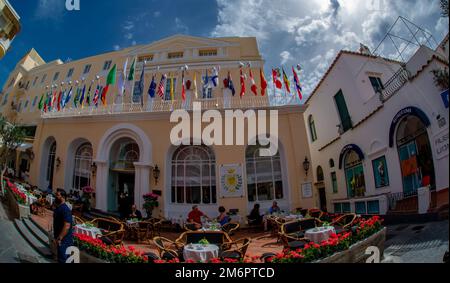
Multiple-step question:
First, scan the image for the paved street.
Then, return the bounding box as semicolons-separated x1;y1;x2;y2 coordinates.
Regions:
383;220;449;263
0;200;49;263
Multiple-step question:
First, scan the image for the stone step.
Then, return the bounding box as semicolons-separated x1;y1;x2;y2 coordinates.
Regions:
14;219;53;259
30;214;52;236
23;218;50;247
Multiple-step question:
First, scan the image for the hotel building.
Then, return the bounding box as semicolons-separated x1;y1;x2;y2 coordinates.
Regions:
0;35;316;222
0;0;20;59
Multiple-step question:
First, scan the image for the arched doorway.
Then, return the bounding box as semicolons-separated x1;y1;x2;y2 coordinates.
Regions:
39;137;56;190
344;150;366;198
396;115;435;194
109;138;139;213
316;166;327;211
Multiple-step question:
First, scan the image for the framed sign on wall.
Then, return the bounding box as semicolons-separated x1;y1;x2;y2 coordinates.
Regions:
220;164;244;198
301;182;313;199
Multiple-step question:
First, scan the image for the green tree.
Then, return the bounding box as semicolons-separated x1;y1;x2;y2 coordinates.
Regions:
0;116;26;194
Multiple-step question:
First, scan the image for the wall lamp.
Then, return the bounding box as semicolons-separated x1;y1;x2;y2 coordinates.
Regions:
303;157;310;176
153;165;161;185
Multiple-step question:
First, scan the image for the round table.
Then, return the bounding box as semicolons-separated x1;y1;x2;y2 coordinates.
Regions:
74;224;102;239
183;244;219;263
305;226;336;243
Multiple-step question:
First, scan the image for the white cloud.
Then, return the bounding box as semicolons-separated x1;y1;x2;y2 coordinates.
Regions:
175;17;189;34
154;11;161;18
113;45;121;51
34;0;65;20
211;0;447;98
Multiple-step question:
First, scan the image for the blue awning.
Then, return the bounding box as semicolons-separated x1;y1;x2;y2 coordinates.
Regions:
389;106;431;148
339;144;365;169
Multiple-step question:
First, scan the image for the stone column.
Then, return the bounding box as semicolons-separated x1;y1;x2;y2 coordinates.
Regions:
94;160;108;211
418;186;431;214
134;162;152;211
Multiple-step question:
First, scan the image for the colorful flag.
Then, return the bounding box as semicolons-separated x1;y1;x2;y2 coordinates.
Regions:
211;67;219;87
93;85;102;107
282;68;291;94
272;68;282;89
86;83;92;106
240;68;246;98
193;72;198;99
181;70;186;101
38;93;45;110
79;84;86;108
51;89;58;109
57;89;63;111
118;58;128;98
157;74;167;99
260;69;268;96
202;69;209;99
64;86;73;108
170;75;174;101
249;69;257;96
73;85;81;108
148;75;156;98
292;66;303;100
127;58;136;81
101;63;117;105
137;62;145;106
227;71;236;96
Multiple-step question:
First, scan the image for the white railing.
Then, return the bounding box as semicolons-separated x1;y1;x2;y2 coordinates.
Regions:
41;96;301;119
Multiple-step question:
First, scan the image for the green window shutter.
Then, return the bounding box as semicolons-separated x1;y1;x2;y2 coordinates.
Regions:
334;90;352;132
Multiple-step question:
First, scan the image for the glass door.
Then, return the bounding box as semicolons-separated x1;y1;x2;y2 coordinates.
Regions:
398;141;421;195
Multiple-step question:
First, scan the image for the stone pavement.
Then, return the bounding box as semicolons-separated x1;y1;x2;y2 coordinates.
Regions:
383;220;449;263
0;200;50;263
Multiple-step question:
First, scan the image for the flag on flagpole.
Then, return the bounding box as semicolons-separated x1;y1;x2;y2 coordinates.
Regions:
127;58;136;81
211;67;219;87
170;74;174;101
51;88;57;110
148;75;156;98
38;93;45;110
272;68;282;89
193;72;198;99
79;84;86;108
64;86;73;108
86;83;92;106
282;67;291;94
57;89;63;111
157;74;167;99
73;85;81;108
181;70;186;101
118;58;128;98
202;69;209;99
101;63;117;105
260;69;268;96
240;68;246;98
249;69;257;96
227;71;236;96
137;62;145;106
93;84;101;107
292;66;303;100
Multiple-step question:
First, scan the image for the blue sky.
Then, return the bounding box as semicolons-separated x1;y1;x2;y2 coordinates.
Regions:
1;0;448;96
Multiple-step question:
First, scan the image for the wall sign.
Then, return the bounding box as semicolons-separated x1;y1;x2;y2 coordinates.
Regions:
434;130;449;160
301;182;313;199
220;164;244;198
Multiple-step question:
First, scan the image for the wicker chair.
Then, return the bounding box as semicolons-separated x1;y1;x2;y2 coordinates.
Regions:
153;236;182;260
308;209;323;219
176;231;233;251
222;222;240;235
220;238;251;260
73;216;85;225
90;218;125;246
331;213;358;234
280;218;318;250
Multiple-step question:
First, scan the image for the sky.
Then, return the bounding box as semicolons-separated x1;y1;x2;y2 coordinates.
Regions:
1;0;448;99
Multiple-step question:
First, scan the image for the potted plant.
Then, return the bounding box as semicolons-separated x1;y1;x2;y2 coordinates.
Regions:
198;238;209;247
143;193;159;218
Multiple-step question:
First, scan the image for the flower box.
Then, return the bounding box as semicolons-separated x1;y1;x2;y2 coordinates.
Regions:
316;228;386;263
18;203;31;219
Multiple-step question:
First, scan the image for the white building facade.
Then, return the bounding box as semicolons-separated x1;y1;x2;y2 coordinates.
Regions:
304;36;449;216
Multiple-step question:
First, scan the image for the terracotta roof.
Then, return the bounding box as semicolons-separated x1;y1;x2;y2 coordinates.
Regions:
305;50;403;104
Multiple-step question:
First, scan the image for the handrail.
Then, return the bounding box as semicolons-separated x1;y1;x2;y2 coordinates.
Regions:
379;67;410;103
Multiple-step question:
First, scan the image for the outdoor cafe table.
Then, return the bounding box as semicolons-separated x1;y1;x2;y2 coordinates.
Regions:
183;244;219;263
74;224;102;239
305;226;336;243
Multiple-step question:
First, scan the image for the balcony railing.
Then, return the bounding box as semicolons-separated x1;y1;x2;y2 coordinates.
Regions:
379;67;411;103
41;96;300;119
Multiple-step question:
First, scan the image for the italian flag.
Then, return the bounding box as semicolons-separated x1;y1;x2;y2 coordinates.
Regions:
101;64;117;105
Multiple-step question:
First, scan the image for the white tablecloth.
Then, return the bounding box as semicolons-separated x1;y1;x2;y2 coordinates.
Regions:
126;220;139;228
183;244;219;263
169;217;186;226
74;224;102;239
46;195;55;206
305;226;336;243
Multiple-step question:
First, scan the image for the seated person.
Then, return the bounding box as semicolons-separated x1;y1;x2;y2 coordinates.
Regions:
248;203;263;225
269;201;281;214
187;205;208;229
217;206;230;226
129;204;143;220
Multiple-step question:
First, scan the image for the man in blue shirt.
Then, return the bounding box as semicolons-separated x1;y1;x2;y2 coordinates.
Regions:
269;201;281;214
53;189;74;263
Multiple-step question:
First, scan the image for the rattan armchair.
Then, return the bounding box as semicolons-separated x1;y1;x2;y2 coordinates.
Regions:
331;213;358;234
308;209;323;219
90;218;126;246
220;238;251;259
153;236;181;260
222;222;240;235
73;216;85;225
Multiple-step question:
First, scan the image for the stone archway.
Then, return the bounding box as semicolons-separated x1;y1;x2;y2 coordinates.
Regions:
39;136;56;190
95;124;153;212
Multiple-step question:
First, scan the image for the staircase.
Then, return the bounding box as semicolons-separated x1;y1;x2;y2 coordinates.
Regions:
13;217;54;261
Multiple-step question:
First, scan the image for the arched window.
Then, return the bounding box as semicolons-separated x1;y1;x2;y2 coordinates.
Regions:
171;145;216;204
46;142;57;185
317;166;324;182
112;141;140;170
308;115;318;142
329;159;335;168
73;143;93;191
344;150;366;198
246;143;283;202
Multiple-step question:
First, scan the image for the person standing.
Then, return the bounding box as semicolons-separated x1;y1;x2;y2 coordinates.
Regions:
53;190;74;263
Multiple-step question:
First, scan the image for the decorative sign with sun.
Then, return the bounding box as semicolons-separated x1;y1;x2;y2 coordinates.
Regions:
220;164;244;198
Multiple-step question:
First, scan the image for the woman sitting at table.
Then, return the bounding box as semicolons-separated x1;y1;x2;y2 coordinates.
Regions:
217;206;230;226
129;204;143;220
248;203;263;225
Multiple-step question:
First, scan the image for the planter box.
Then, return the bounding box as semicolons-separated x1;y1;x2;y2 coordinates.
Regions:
5;188;30;219
80;251;109;263
316;228;386;263
18;203;31;219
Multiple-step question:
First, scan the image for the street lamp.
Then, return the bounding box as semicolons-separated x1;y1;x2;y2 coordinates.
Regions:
303;157;310;176
153;165;161;185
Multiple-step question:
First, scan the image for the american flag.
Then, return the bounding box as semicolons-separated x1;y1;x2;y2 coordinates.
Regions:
157;74;167;98
93;84;101;106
